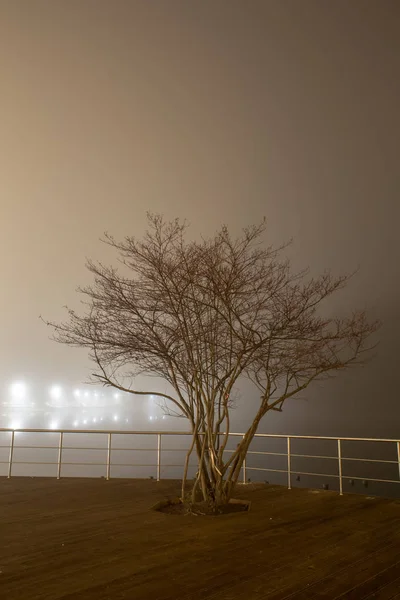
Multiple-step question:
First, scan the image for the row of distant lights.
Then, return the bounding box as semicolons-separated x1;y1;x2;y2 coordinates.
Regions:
72;415;131;427
71;415;164;426
7;382;122;401
6;383;161;430
50;385;121;401
8;413;165;431
8;415;124;431
8;382;158;402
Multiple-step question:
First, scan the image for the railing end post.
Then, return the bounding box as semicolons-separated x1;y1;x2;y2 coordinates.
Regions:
8;430;15;479
106;432;112;480
287;436;291;490
157;433;161;482
243;434;247;484
338;438;343;496
56;431;63;480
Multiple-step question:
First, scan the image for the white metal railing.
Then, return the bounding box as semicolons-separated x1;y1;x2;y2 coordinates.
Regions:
0;428;399;495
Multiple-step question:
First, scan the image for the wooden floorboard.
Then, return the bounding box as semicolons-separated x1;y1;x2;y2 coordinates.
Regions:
363;578;400;599
0;478;399;599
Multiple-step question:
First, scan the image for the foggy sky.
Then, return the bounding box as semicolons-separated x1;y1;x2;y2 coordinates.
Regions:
0;1;399;437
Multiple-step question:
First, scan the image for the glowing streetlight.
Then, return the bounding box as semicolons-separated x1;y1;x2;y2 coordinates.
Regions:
10;381;27;401
49;385;62;401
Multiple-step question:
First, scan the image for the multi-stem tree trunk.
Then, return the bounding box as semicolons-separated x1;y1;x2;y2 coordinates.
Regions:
181;429;249;511
181;405;266;511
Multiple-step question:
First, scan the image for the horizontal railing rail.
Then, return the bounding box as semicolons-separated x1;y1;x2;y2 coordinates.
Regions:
0;428;399;495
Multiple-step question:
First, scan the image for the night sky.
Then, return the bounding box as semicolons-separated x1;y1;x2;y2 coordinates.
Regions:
0;1;399;437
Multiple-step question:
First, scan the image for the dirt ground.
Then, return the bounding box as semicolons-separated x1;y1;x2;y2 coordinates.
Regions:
0;477;399;599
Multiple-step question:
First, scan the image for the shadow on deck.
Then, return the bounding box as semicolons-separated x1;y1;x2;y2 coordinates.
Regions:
0;478;399;599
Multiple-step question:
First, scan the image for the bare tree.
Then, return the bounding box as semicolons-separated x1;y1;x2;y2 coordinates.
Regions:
44;214;379;510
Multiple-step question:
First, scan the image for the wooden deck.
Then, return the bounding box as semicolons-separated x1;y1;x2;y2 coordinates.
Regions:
0;478;399;599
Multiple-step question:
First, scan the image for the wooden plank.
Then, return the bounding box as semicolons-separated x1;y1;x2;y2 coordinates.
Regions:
201;522;400;599
282;547;400;599
362;576;400;599
0;478;399;600
343;563;400;599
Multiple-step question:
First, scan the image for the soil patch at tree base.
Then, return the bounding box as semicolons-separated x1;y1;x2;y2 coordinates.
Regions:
152;497;251;516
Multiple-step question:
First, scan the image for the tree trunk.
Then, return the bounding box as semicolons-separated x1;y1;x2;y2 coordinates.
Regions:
184;412;264;511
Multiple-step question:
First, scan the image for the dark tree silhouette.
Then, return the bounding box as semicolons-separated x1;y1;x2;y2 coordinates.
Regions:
44;214;379;510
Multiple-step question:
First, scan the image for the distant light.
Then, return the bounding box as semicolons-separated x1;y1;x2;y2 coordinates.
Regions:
125;418;129;423
49;421;58;430
83;419;88;425
49;385;62;400
150;395;154;400
9;420;21;430
73;389;81;398
149;416;153;421
100;417;103;421
113;393;120;400
162;415;166;420
93;417;97;423
113;415;118;421
73;420;79;427
84;391;89;398
10;381;27;400
94;392;99;398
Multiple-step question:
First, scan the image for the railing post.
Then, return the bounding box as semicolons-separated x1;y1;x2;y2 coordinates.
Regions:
57;432;63;479
397;441;400;482
106;433;112;480
157;433;161;481
287;437;291;489
243;434;247;483
7;430;15;478
338;438;343;495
